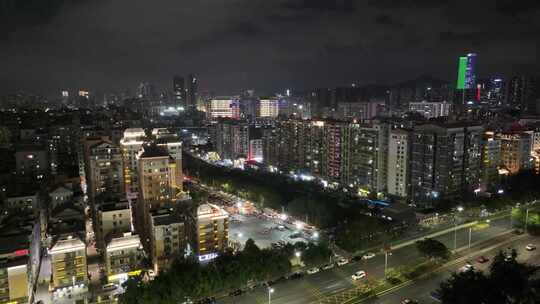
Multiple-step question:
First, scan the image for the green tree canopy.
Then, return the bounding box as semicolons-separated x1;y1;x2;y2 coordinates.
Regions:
439;250;540;304
416;238;450;260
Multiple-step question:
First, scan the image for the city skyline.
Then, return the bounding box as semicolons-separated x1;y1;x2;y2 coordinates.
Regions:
1;0;540;97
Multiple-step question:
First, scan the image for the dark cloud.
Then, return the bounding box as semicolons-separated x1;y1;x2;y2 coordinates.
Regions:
495;0;540;16
0;0;539;97
374;14;405;28
281;0;357;12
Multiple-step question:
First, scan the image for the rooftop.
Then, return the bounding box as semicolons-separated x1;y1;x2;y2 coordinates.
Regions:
139;143;170;158
49;235;85;255
151;210;184;226
106;233;142;252
197;203;229;220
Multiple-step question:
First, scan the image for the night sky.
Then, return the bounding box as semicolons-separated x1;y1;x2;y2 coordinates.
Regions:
1;0;539;97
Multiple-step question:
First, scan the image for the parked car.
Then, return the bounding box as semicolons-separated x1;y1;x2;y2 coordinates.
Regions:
229;289;242;297
459;262;474;273
430;291;442;302
351;270;367;280
337;258;349;266
289;272;304;280
351;255;363;262
322;263;334;270
102;283;118;292
362;252;376;260
476;256;489;263
526;244;536;251
307;267;320;275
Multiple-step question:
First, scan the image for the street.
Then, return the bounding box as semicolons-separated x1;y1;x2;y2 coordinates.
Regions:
217;214;514;304
361;234;539;304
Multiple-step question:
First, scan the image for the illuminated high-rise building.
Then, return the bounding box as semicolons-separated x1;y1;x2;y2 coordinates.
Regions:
259;98;279;118
456;53;478;104
173;76;186;107
456;53;477;90
120;128;146;200
410;123;483;205
508;76;539;113
136;144;182;244
207;97;240;119
187;74;198;108
190;203;229;262
85;139;124;208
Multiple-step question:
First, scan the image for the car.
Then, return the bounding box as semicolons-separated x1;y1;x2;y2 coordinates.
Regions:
102;283;118;292
351;255;363;262
430;291;442;302
229;289;242;296
351;270;367;280
526;244;536;251
196;298;216;304
460;264;474;273
288;272;304;280
362;252;376;260
307;267;320;275
476;256;489;263
322;263;335;270
337;258;349;266
401;299;418;304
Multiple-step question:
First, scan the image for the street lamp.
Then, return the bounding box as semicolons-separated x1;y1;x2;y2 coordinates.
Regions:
313;231;319;239
295;251;301;258
454;206;464;252
268;287;274;304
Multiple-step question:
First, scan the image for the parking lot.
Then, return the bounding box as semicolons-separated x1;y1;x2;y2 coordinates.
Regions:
229;213;313;249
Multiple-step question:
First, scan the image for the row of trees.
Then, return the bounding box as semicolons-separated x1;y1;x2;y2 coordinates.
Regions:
184;153;397;252
439;250;540;303
120;239;331;304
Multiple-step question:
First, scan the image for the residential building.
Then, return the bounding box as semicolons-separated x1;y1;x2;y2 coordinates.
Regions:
120;128;146;200
207;97;240;120
0;235;31;304
259;98;279;118
86;139;124;208
49;185;74;210
191;204;229;262
149;210;186;273
408;101;452;119
15;144;48;182
410;123;483;205
387;129;411;198
96;198;132;251
136;144;180;243
480;132;502;191
105;232;144;283
152;128;183;192
49;235;87;290
499;131;533;174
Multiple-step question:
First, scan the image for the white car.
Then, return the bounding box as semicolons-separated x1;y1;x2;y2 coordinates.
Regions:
362;252;376;260
351;270;367;280
337;258;349;266
322;263;334;270
526;244;536;251
307;267;320;275
460;264;474;273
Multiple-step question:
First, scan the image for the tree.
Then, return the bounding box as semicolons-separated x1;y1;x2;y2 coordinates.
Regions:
438;250;540;304
416;238;450;260
302;242;332;267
